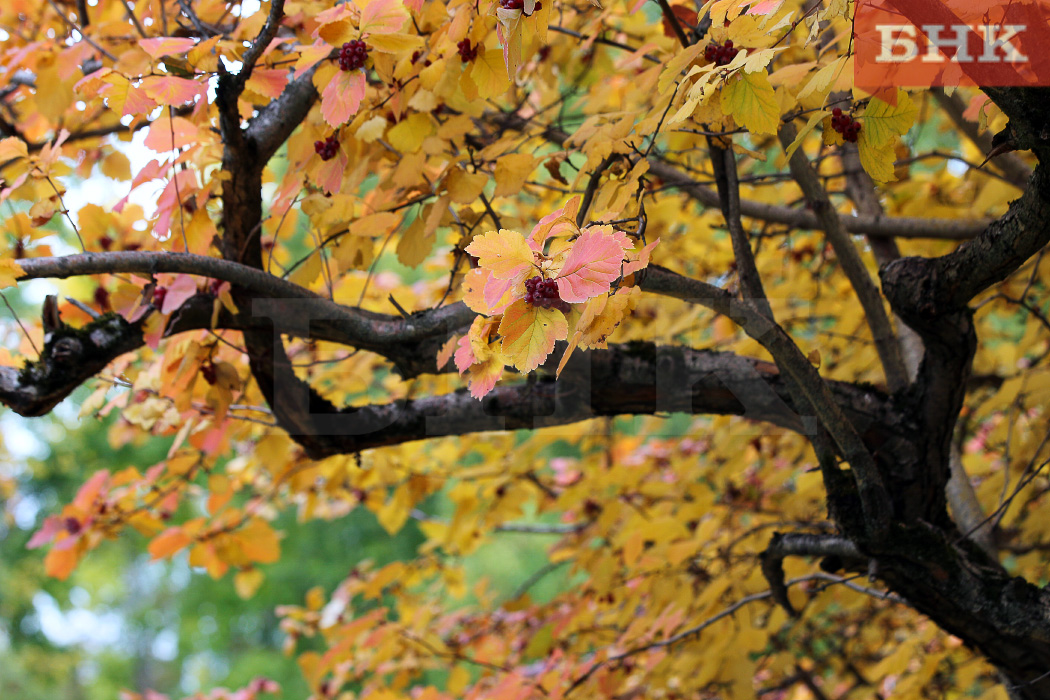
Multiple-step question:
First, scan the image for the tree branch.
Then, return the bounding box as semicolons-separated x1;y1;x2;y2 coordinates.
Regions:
760;531;866;615
492;112;991;240
708;139;774;320
779;123;909;393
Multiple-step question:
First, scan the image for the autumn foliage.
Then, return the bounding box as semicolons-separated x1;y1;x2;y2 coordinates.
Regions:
4;0;1050;698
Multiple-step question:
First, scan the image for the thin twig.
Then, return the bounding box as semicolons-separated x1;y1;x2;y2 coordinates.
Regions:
0;291;40;355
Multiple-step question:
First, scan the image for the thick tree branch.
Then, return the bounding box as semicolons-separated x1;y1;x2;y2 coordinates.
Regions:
640;265;892;540
882;165;1050;316
13;252;475;359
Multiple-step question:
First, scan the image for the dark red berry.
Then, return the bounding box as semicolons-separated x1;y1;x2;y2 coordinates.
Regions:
500;0;524;9
706;41;738;66
457;38;478;63
201;362;217;385
314;135;339;161
523;275;570;312
338;40;368;71
152;286;167;308
93;286;111;312
65;517;81;534
411;50;422;64
98;235;113;251
538;45;551;61
832;107;842;116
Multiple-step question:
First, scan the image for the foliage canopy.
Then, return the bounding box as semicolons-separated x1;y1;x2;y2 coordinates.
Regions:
2;0;1050;698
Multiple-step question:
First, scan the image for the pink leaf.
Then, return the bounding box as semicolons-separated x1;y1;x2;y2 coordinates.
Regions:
621;237;660;276
161;274;199;314
321;70;366;127
27;516;63;549
139;37;198;59
141;75;203;106
454;333;475;373
554;227;630;303
528;196;581;250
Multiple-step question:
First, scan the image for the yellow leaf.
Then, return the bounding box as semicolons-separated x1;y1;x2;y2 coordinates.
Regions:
470;49;510;100
860;89;917;148
367;32;424;53
498;299;568;372
465;229;535;281
396;216;431;267
237;518;281;564
387;113;433;153
658;43;705;95
797;55;848;102
356;115;388;142
234;568;265;598
100;150;131;180
0;137;28;162
721;69;780;135
0;258;25;289
783;112;827;160
494;153;536;198
445;167;488;204
857;127;897;183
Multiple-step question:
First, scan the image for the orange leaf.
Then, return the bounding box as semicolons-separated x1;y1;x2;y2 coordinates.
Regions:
148;527;193;559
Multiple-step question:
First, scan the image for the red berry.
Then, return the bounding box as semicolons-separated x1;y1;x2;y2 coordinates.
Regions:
338;40;368;71
500;0;524;9
724;40;733;49
152;286;167;308
457;38;478;63
314;135;339;161
832;107;842;116
98;235;113;251
411;50;422;64
201;362;217;385
93;286;111;312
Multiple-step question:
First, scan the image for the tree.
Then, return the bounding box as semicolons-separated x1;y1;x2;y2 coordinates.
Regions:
1;0;1050;696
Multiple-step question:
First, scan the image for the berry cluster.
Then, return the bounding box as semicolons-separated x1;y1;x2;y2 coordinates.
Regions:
338;40;368;71
830;107;860;142
314;135;339;160
524;276;570;312
704;39;738;66
457;38;478;63
500;0;524;9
